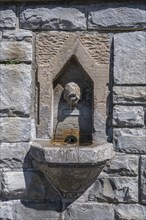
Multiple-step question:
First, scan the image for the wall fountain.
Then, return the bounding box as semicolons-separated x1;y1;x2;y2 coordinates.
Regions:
30;32;114;202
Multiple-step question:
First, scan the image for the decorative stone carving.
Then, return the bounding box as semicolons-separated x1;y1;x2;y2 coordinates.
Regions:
63;82;81;106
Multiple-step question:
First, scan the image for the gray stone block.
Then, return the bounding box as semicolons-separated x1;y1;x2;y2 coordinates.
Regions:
103;153;139;177
88;177;138;203
140;156;146;205
113;86;146;104
0;6;16;29
0;64;32;116
65;203;114;220
2;29;33;42
0;117;30;142
113;106;145;127
114;204;146;220
2;170;46;200
0;31;2;40
114;32;146;85
0;200;61;220
114;128;146;154
0;41;32;62
20;6;86;31
0;201;14;220
0;143;30;170
88;4;146;30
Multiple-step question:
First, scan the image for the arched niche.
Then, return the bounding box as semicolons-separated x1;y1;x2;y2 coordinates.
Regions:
53;55;94;145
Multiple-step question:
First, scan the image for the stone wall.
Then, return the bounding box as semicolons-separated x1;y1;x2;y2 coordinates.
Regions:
0;2;146;220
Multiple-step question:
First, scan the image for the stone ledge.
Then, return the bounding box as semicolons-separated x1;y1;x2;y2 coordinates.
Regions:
30;141;114;164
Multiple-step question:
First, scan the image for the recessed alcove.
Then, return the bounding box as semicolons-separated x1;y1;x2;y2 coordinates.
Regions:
30;32;114;200
53;56;93;146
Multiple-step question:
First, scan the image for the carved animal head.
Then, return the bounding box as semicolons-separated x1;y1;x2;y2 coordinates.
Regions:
63;82;81;106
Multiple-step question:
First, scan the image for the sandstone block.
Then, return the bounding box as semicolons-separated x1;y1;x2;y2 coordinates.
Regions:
113;86;146;104
114;32;146;85
2;171;46;200
114;128;146;154
65;203;114;220
0;143;30;170
20;6;86;30
0;6;16;29
0;64;32;116
113;106;144;127
88;177;138;203
140;156;146;205
0;117;30;142
0;42;32;62
88;4;146;30
114;204;146;220
103;153;139;177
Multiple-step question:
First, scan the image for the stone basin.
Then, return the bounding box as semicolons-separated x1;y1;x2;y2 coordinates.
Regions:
30;141;114;199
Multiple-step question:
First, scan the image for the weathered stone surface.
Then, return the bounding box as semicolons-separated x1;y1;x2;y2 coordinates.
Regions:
20;6;86;30
113;86;146;104
30;141;114;164
36;32;110;66
2;29;33;42
2;171;46;200
88;177;138;203
0;6;16;29
0;201;14;220
0;200;61;220
0;171;2;196
103;153;139;177
113;106;145;127
88;4;146;30
2;171;26;200
0;31;2;40
0;118;30;142
0;143;30;170
114;128;146;153
65;203;114;220
30;141;114;200
36;32;110;138
114;204;146;220
0;42;32;62
0;64;32;116
114;32;146;85
140;156;146;205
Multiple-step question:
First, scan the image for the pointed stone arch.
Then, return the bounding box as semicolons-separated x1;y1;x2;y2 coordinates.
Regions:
37;35;109;141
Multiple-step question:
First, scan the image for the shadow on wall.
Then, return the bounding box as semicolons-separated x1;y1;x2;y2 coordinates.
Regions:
21;151;62;212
